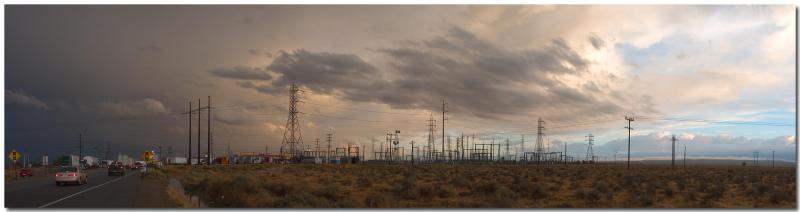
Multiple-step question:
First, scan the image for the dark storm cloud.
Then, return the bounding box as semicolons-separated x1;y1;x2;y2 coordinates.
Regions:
209;66;273;81
248;49;274;57
238;81;281;94
265;49;385;96
588;33;605;50
238;27;624;120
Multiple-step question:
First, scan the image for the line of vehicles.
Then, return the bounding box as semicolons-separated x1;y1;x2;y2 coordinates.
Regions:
54;160;146;187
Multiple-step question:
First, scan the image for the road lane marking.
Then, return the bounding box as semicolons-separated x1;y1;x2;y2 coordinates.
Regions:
38;171;139;208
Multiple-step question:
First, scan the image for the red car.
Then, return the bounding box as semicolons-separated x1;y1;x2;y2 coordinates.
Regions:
19;168;33;177
133;162;145;170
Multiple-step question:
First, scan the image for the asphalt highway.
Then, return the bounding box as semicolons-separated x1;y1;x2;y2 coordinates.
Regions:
5;168;142;208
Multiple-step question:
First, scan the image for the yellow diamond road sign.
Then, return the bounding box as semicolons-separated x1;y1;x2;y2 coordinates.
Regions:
8;150;19;162
142;151;154;161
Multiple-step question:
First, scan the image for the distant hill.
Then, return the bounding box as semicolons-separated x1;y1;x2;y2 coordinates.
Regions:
634;159;796;167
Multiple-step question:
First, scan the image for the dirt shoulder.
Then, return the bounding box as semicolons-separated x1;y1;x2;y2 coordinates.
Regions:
134;169;177;208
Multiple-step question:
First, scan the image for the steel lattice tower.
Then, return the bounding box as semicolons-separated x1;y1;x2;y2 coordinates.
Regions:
585;134;594;161
280;83;303;160
535;118;546;153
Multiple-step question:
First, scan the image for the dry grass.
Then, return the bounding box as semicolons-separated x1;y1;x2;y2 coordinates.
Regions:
163;164;796;208
166;187;196;208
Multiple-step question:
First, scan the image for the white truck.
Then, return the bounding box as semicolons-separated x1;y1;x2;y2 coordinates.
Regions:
82;156;99;168
168;157;187;165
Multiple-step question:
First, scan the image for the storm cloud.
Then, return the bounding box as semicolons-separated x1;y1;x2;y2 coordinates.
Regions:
209;66;273;81
4;5;794;162
237;27;624;120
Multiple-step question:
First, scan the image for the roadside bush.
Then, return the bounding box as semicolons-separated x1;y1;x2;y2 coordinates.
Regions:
263;181;292;196
437;185;456;198
530;182;547;199
271;190;326;208
356;175;371;188
664;185;675;197
593;180;609;193
364;192;388;208
492;186;519;207
706;183;726;200
334;196;356;208
474;180;499;194
316;184;341;201
450;174;470;188
637;190;654;207
769;188;790;204
417;183;436;198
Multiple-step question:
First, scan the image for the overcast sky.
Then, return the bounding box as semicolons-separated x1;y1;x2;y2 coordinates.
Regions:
5;5;796;162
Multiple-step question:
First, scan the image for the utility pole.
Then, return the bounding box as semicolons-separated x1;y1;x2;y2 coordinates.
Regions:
411;140;415;165
671;135;678;167
520;135;525;161
772;150;775;168
624;116;635;169
683;146;687;168
395;130;401;162
207;96;212;165
167;146;173;164
105;141;110;161
754;151;759;166
182;101;192;165
564;141;567;165
447;136;451;162
197;98;201;165
158;146;163;161
79;133;83;160
427;114;436;162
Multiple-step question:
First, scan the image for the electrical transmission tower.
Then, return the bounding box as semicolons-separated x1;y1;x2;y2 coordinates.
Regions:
535;118;545;153
326;133;332;163
427;113;437;162
585;134;594;162
280;83;304;161
441;100;447;162
315;138;320;158
505;138;510;161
